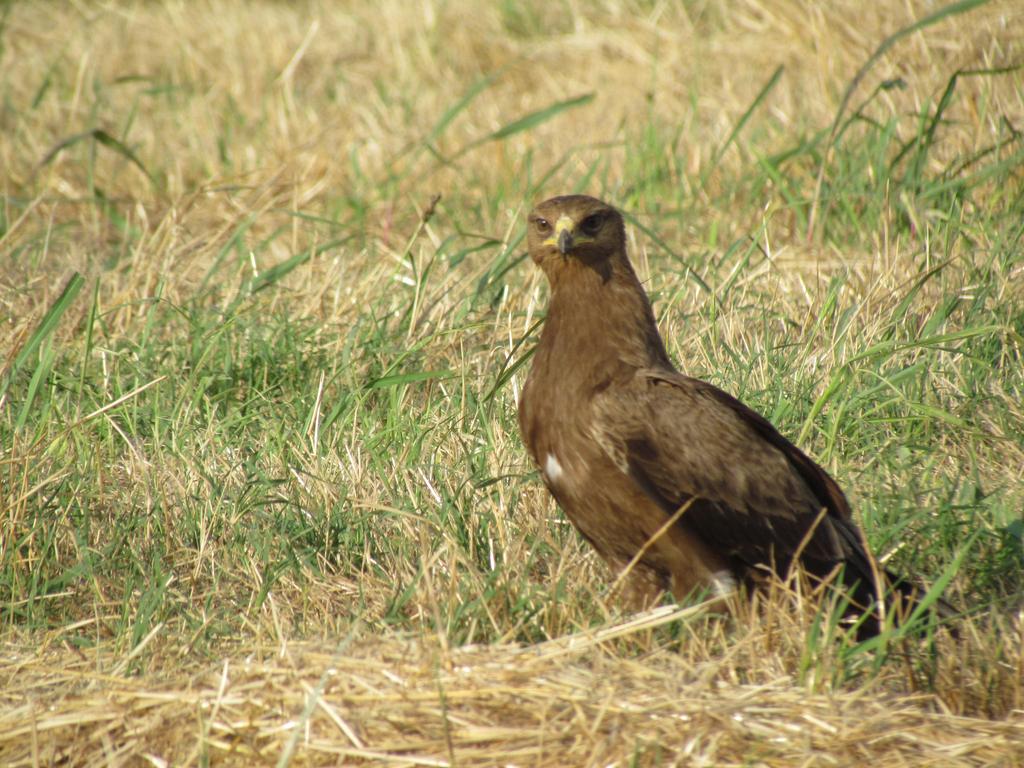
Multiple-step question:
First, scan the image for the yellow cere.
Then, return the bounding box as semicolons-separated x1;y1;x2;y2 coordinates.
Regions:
555;214;575;235
544;214;592;247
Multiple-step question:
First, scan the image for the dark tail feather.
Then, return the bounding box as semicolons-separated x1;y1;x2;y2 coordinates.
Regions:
823;518;958;639
837;564;958;640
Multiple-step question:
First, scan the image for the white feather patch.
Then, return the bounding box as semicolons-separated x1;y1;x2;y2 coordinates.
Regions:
544;453;565;484
711;569;737;597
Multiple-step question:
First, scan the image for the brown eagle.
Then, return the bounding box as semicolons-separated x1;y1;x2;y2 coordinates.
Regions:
518;194;930;633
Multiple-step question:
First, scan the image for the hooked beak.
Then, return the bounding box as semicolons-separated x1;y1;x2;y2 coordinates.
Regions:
543;214;581;256
557;227;573;255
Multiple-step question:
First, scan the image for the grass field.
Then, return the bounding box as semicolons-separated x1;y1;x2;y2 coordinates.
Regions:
2;0;1023;765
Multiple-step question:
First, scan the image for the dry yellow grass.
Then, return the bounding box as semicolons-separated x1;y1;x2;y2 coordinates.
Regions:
3;605;1022;767
2;0;1023;765
4;0;1022;298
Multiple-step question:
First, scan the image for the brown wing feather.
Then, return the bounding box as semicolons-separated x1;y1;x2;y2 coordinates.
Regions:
592;368;874;575
684;375;853;521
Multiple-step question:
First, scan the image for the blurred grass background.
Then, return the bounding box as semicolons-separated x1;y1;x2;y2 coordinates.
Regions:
1;0;1023;760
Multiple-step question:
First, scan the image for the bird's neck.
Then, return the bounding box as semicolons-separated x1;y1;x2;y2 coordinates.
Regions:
539;255;672;382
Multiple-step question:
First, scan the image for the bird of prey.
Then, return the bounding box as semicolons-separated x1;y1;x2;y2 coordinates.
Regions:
518;194;928;633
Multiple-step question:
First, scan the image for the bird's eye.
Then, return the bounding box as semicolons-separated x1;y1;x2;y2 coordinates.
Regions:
534;217;551;234
580;213;603;235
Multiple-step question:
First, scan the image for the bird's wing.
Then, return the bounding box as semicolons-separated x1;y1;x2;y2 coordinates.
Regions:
591;369;870;571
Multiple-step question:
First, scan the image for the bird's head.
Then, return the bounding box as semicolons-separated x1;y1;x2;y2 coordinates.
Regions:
527;195;626;274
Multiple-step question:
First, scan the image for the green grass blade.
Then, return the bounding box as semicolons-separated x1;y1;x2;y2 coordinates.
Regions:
426;72;496;146
368;369;455;389
450;94;594;162
621;211;718;303
15;337;55;431
37;129;156;187
199;213;257;291
490;93;594;141
847;324;1002;366
2;271;85;402
250;237;351;292
808;0;993;238
704;65;784;184
90;128;156;186
77;278;101;407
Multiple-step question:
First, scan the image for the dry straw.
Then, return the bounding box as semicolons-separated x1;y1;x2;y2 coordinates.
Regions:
2;604;1022;767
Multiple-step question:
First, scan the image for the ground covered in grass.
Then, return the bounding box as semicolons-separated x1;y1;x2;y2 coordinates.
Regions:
2;0;1023;765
